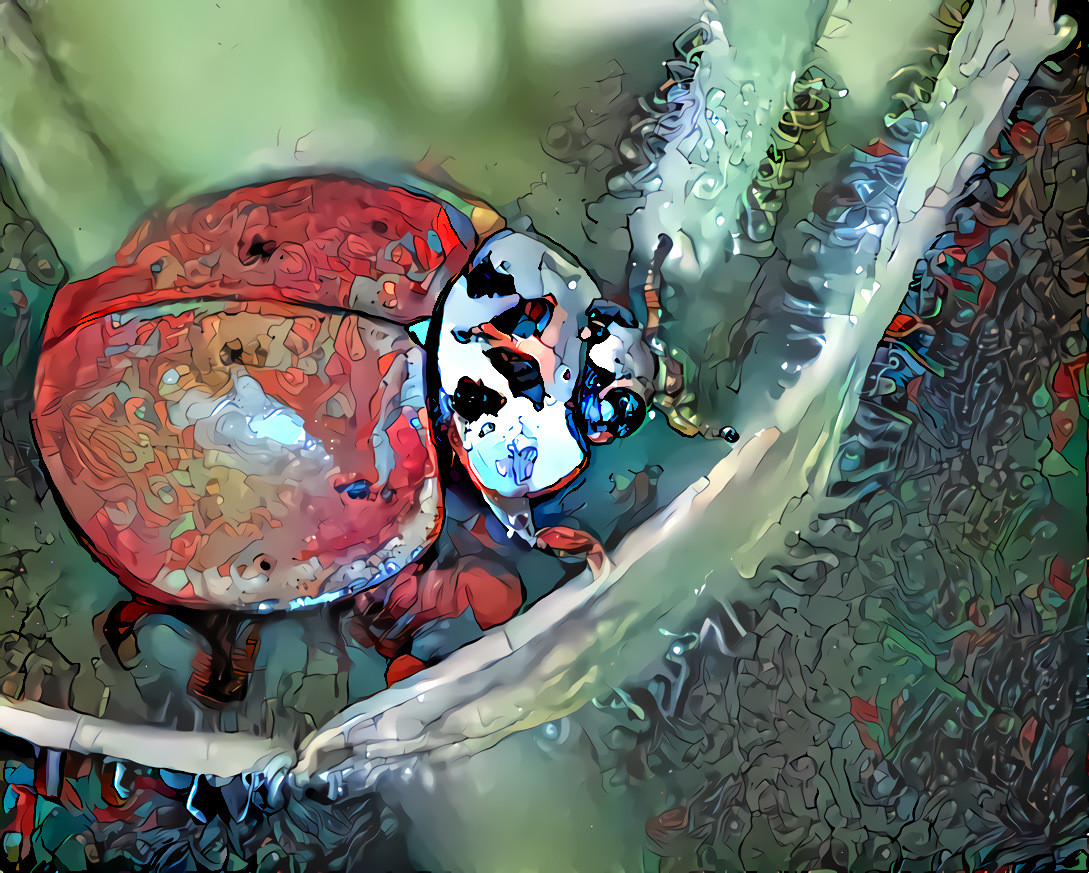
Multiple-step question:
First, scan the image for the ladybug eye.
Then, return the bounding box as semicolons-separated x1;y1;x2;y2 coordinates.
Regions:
578;386;646;442
150;259;164;274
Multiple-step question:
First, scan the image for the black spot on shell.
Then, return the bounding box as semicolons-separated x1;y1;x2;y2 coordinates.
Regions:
452;377;506;423
484;347;545;411
464;258;517;299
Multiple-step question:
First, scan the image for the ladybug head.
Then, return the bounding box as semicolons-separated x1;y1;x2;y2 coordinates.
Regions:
427;230;655;506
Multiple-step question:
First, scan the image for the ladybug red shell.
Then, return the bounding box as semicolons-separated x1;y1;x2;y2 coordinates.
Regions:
32;176;476;610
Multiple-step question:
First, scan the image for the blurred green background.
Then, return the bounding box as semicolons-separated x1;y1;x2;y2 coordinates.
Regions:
0;0;700;274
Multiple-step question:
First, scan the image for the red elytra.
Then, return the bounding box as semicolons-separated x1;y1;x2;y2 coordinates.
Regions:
33;176;476;610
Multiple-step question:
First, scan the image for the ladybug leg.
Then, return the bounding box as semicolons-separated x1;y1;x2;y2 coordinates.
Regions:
449;509;528;631
385;557;524;687
348;564;430;662
349;502;530;687
185;611;261;706
534;525;607;576
350;564;457;687
97;597;168;667
353;558;527;689
98;598;260;705
385;654;428;686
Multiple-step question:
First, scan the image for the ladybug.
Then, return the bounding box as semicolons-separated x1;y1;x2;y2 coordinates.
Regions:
31;175;653;619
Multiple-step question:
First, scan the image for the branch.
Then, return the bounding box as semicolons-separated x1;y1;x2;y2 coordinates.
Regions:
0;694;282;779
881;0;1075;307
